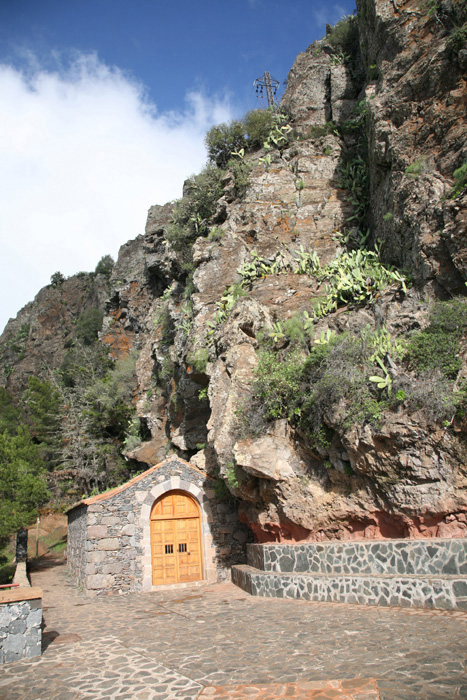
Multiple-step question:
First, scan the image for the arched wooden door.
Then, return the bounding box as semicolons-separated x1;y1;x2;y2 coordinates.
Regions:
150;491;203;586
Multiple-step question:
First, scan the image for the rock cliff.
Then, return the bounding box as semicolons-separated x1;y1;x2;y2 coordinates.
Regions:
2;0;466;541
0;273;110;398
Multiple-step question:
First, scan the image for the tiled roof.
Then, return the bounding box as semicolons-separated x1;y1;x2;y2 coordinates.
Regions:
66;456;213;513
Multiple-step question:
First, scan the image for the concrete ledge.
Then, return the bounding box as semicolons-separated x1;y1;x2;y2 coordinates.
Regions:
0;587;42;604
232;565;467;611
12;561;30;588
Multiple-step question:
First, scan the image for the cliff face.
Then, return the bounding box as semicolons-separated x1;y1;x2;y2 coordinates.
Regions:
357;0;467;294
0;273;110;398
2;0;467;541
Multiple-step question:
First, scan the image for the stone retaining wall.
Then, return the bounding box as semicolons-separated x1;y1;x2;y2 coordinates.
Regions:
232;538;467;610
0;587;42;663
232;565;467;610
247;538;467;576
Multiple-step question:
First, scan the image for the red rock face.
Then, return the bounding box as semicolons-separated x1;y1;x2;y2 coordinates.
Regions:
100;308;135;360
241;510;467;543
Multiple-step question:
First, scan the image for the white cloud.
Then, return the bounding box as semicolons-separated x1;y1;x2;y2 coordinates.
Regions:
0;52;234;333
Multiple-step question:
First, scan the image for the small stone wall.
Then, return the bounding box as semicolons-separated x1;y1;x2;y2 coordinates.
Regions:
232;565;467;610
232;538;467;610
67;505;88;589
0;587;42;663
67;458;249;596
248;538;467;576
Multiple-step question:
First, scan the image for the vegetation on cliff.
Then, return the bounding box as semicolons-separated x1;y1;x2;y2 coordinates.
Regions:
1;2;466;542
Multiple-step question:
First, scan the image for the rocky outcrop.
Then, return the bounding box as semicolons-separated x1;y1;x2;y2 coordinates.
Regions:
0;273;110;397
357;0;467;294
1;0;466;544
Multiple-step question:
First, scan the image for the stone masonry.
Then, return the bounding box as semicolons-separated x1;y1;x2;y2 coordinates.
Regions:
0;587;42;664
67;457;249;596
232;538;467;610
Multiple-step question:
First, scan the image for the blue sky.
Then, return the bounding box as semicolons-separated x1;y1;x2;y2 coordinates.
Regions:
0;0;356;333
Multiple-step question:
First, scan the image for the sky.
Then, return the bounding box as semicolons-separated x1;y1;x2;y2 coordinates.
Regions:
0;0;356;334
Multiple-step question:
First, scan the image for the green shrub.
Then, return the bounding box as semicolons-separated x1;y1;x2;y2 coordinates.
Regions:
307;121;338;140
205;109;289;169
405;299;467;379
394;371;459;423
282;313;314;347
225;462;239;489
205;120;247;168
251;334;386;440
244;109;276;149
253;349;306;421
159;355;175;385
213;478;233;502
188;348;209;373
367;64;380;80
451;162;467;197
75;307;104;345
50;271;65;287
227;157;252;197
325;14;359;55
94;255;114;278
301;334;382;433
208;227;224;242
198;388;208;401
446;22;467;57
405;158;426;178
166;165;225;257
181;166;224;224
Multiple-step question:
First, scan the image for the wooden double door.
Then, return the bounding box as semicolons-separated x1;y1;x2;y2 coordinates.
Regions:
150;491;203;586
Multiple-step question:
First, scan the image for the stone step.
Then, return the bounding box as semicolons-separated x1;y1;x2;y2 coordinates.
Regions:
231;564;467;611
247;537;467;577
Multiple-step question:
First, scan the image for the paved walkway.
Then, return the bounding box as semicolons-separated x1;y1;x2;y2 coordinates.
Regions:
0;558;466;700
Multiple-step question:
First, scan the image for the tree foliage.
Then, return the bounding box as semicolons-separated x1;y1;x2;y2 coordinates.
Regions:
204;120;247;168
50;345;138;497
94;254;115;278
50;271;65;287
0;387;21;433
204;109;280;168
75;307;104;346
23;376;62;468
0;428;49;542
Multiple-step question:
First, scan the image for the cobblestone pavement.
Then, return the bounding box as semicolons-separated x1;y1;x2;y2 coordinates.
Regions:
0;558;466;700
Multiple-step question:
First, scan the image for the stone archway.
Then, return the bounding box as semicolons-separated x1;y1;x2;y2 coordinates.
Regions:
139;474;217;591
150;491;203;585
